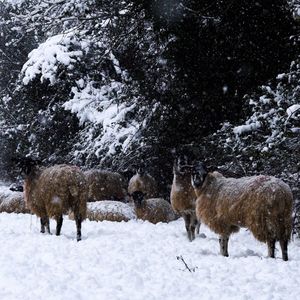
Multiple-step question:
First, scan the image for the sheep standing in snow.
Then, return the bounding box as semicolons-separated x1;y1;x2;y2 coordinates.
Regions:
21;158;87;241
85;169;127;202
170;157;200;241
192;162;293;261
128;168;158;200
131;191;177;224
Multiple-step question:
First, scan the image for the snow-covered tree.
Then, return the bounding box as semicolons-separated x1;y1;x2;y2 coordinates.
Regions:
0;0;297;195
0;1;165;173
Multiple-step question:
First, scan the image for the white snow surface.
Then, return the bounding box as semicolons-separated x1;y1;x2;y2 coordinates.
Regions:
0;211;300;299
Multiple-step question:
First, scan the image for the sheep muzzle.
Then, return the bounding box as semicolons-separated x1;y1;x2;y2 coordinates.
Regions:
131;191;145;208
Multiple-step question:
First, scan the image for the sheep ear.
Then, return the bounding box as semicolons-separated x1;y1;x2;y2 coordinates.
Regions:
173;158;179;173
205;172;217;184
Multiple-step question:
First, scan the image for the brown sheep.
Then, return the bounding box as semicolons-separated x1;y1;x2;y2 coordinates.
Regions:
21;158;87;241
131;191;177;224
192;162;293;261
170;157;200;241
128;170;158;200
85;200;136;222
85;169;127;202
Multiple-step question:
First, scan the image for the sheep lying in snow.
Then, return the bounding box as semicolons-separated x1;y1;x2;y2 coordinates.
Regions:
0;187;29;214
131;191;177;224
21;158;87;241
128;170;158;200
85;169;127;202
192;162;293;261
84;200;136;222
170;157;200;241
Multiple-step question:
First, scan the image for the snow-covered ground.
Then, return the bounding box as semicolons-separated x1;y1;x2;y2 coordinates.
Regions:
0;212;300;300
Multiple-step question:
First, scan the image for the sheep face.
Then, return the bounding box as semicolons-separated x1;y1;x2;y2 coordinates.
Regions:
173;156;194;176
137;163;146;176
15;157;41;176
131;191;145;209
191;162;208;189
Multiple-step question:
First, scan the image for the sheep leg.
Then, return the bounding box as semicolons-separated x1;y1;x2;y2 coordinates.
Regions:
40;217;50;234
75;215;82;242
219;235;229;257
196;220;201;235
182;213;193;241
279;240;288;261
267;239;276;258
55;215;63;236
190;214;198;241
40;217;46;233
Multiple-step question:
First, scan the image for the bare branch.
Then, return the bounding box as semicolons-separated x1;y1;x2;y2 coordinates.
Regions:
176;255;197;272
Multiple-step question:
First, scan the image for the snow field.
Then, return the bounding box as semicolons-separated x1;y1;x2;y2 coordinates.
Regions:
0;213;300;300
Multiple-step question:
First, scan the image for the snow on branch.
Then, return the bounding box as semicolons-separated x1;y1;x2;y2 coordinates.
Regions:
233;122;261;135
287;104;300;119
64;80;135;126
64;77;145;161
21;32;87;85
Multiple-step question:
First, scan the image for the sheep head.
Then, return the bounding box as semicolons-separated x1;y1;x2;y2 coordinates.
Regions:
173;155;194;175
191;162;208;189
13;157;41;176
131;191;145;209
134;162;146;176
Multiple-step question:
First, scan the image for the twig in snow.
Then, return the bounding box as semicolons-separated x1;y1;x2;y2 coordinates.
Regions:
176;255;197;273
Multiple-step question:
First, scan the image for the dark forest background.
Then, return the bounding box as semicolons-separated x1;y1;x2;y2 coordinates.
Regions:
0;0;299;229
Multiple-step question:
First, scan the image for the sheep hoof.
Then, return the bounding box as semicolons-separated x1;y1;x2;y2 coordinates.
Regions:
188;235;195;242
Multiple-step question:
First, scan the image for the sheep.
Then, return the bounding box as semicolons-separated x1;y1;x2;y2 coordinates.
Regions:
0;187;29;214
20;158;87;241
72;200;136;222
84;169;127;202
128;169;158;200
191;162;293;261
170;157;200;241
9;183;24;192
130;191;178;224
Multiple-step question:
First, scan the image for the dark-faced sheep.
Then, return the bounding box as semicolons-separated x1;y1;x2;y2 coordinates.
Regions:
131;191;177;224
192;162;293;261
170;157;200;241
85;169;127;202
21;158;87;241
128;169;158;200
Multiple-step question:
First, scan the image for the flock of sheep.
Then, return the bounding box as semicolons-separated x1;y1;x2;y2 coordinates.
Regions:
12;156;294;261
